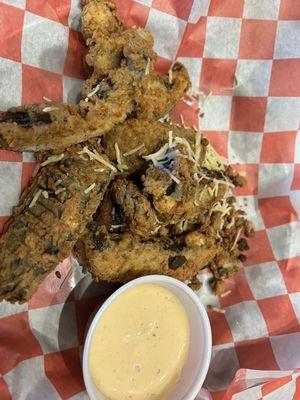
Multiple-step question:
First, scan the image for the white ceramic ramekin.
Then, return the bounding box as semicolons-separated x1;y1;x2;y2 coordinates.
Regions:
83;275;212;400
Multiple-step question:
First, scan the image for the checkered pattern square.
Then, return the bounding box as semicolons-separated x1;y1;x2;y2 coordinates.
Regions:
0;0;300;399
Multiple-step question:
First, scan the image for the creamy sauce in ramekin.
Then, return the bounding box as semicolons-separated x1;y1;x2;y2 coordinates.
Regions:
89;284;190;400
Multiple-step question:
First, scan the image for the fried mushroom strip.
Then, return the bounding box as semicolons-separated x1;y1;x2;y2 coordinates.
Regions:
0;143;113;303
75;225;219;284
0;66;135;152
111;178;160;238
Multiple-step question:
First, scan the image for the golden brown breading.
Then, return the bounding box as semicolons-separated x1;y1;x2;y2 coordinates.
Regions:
111;178;160;238
82;61;190;119
85;28;156;76
132;62;190;119
75;226;220;284
77;121;254;287
0;103;85;152
0;67;135;152
103;119;196;173
0;62;190;153
103;119;238;224
0;144;113;303
81;0;123;43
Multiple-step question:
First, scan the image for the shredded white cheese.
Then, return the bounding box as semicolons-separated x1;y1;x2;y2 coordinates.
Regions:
145;58;151;75
79;146;117;172
166;170;180;185
84;183;96;194
42;190;49;199
55;187;66;195
42;106;58;113
202;144;228;172
94;168;105;173
87;84;100;98
221;290;232;298
43;96;52;102
123;143;145;157
40;154;64;167
168;68;173;84
230;227;243;252
110;224;124;229
29;189;42;208
180;114;186;127
115;143;128;172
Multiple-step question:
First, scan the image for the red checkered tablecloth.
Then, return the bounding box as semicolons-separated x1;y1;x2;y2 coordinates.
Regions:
0;0;299;399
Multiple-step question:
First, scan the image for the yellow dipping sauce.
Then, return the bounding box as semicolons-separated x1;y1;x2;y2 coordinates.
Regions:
89;284;190;400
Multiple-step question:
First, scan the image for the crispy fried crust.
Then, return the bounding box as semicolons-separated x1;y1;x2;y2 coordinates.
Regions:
85;28;156;76
0;67;134;152
76;227;219;283
0;144;113;303
103;119;196;173
81;0;123;43
0;65;189;152
0;0;190;152
77;121;254;287
111;178;160;238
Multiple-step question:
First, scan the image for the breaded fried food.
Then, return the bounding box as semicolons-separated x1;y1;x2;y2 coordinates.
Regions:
103;119;240;223
132;62;190;119
0;67;134;152
82;0;156;75
76;121;253;287
81;0;190;114
81;0;123;43
76;225;219;283
85;28;156;76
0;143;113;303
0;64;189;152
103;119;195;173
111;178;160;238
82;61;190;122
0;0;190;152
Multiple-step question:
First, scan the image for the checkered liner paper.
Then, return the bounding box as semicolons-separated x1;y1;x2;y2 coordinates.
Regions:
0;0;299;399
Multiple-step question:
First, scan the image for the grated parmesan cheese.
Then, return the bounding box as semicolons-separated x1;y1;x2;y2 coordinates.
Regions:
180;114;186;127
43;106;58;113
79;147;117;172
84;183;96;194
123;143;145;157
230;227;243;251
86;84;100;98
165;170;180;185
40;154;64;167
42;190;49;199
168;68;173;85
55;187;66;195
145;58;151;75
29;189;42;208
202;144;228;172
115;143;128;172
110;224;124;229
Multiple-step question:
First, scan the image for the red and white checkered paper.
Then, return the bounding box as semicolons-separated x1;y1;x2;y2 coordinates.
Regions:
0;0;300;399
